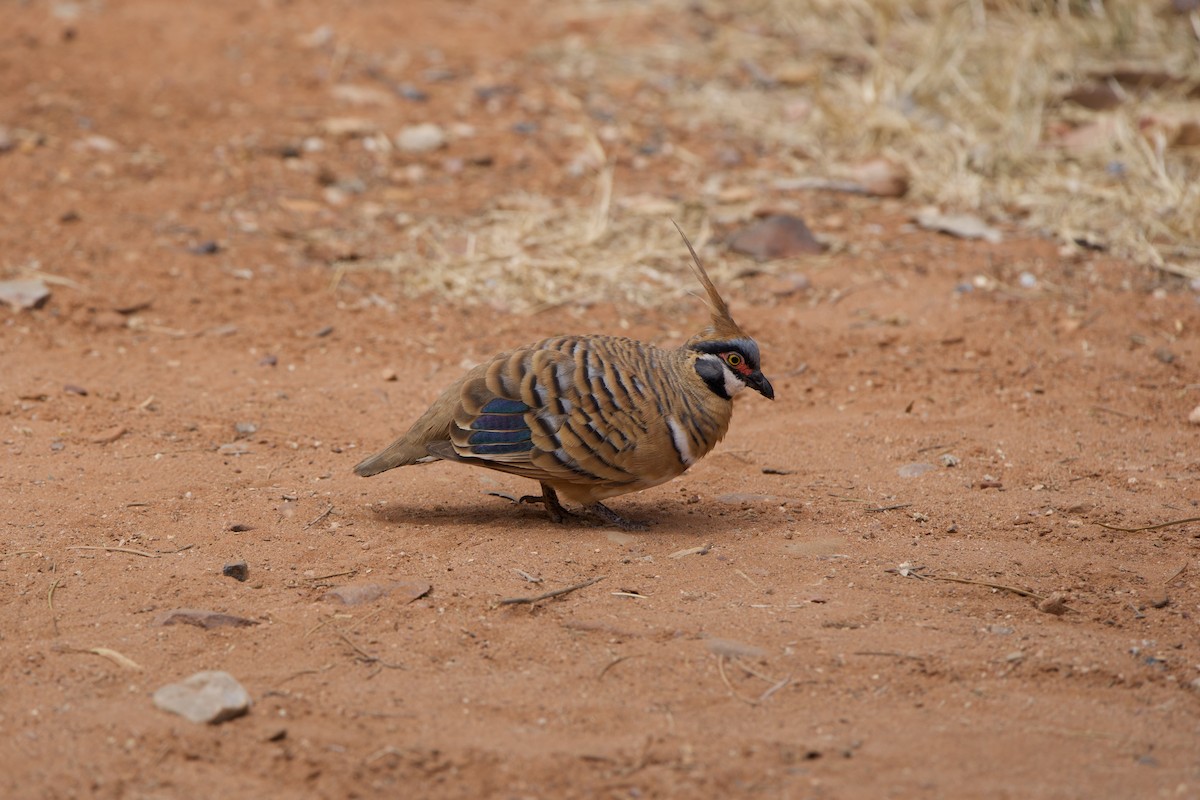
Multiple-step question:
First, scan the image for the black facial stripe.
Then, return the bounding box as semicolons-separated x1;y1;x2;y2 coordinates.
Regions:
694;356;731;400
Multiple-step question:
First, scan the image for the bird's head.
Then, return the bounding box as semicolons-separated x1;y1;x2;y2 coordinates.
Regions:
674;223;775;402
690;337;774;401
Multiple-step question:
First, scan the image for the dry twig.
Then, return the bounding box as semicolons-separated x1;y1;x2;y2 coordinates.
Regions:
715;655;759;706
500;576;606;605
668;543;712;559
598;655;642;680
48;578;62;635
304;504;335;530
337;632;406;671
68;545;159;558
1095;517;1200;533
890;563;1078;612
54;644;143;671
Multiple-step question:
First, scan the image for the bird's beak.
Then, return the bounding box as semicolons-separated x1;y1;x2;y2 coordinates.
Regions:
747;370;775;400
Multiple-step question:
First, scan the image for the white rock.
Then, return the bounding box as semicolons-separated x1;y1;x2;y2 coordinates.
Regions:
1189;405;1200;425
0;279;51;310
396;123;447;153
153;670;251;724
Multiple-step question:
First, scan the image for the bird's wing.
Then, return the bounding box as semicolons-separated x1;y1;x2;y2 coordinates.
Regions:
442;338;650;488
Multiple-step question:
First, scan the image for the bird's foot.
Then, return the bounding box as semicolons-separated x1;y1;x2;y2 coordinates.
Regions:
586;502;649;531
518;483;573;524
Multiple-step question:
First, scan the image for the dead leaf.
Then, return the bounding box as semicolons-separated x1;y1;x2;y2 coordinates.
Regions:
91;426;128;444
323;581;432;606
156;609;259;628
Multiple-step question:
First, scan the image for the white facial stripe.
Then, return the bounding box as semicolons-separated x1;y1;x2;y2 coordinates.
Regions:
721;363;747;397
697;353;748;399
666;415;695;466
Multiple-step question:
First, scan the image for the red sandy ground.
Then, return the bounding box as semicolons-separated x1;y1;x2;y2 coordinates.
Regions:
2;2;1198;798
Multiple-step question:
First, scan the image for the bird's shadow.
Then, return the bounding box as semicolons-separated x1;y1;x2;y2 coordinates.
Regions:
366;493;677;532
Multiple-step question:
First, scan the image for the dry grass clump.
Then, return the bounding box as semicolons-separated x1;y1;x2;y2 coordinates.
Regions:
744;0;1200;273
349;0;1199;304
349;194;720;311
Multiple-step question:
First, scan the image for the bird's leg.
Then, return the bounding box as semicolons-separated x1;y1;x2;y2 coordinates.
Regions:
518;482;572;524
586;502;649;531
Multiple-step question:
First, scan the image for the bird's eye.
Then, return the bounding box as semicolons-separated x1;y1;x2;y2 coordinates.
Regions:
725;353;743;367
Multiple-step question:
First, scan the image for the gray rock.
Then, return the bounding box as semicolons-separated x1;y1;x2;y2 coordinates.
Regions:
153;671;251;724
898;462;936;478
728;215;823;261
222;560;249;582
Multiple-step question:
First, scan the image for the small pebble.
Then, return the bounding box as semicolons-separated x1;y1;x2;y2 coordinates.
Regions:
188;241;220;255
396;123;447;153
1037;593;1070;616
939;453;960;468
1188;405;1200;425
396;83;428;102
847;157;910;197
380;367;398;382
223;560;249;582
897;462;936;478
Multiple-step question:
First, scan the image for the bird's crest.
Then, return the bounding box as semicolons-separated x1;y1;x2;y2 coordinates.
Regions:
673;221;748;344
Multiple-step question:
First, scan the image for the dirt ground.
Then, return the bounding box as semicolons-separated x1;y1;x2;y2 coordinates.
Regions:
3;2;1199;798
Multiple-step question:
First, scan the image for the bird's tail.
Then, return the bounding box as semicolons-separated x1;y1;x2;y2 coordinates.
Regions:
353;439;433;476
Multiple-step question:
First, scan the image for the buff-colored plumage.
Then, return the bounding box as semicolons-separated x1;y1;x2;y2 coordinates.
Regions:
354;226;773;528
